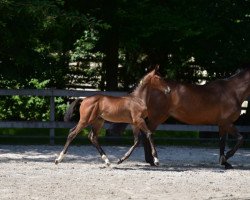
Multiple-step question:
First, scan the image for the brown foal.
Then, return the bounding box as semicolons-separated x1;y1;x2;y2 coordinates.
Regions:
55;73;170;166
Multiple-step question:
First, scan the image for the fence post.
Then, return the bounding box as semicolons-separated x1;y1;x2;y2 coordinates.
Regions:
50;88;55;145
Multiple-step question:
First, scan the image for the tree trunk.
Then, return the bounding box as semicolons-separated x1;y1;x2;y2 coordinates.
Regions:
102;27;119;91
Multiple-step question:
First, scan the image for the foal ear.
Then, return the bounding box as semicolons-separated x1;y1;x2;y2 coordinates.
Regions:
155;64;160;72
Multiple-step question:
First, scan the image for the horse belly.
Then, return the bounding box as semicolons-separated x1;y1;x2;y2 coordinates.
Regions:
171;109;220;125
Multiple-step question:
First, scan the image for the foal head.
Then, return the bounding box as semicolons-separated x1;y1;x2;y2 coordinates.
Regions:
137;66;171;95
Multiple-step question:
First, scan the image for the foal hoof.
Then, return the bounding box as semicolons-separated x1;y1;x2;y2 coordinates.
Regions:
224;162;234;170
154;158;160;166
149;162;157;166
55;159;59;165
117;159;123;165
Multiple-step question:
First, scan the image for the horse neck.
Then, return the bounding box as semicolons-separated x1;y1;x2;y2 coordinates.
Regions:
229;69;250;102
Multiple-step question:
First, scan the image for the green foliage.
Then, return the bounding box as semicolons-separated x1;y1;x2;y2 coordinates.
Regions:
1;0;249;87
69;29;105;89
0;79;67;121
71;30;103;61
0;0;249;92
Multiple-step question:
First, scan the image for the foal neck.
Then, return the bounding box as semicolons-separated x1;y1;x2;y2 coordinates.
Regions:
131;83;149;102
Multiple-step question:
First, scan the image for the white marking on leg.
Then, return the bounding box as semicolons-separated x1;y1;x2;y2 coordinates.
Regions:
55;151;65;164
154;157;159;166
101;155;110;166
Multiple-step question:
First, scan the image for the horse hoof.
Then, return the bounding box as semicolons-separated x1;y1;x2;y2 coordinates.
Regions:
55;160;59;165
154;161;159;166
219;155;227;165
224;162;234;170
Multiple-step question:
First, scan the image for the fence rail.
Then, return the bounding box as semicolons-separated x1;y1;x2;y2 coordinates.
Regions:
0;89;249;144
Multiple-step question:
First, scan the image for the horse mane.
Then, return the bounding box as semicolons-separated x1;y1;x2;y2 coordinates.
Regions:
226;66;250;81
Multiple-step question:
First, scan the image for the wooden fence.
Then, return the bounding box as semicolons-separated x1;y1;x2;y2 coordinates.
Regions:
0;89;249;144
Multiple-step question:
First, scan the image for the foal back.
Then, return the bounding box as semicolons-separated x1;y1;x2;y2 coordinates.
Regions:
79;95;148;124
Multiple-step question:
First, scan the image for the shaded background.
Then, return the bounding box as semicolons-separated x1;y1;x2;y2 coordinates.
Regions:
0;0;249;141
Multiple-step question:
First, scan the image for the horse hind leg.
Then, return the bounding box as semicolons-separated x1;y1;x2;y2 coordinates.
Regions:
88;119;111;166
225;125;243;163
117;126;140;164
219;124;243;169
55;121;86;164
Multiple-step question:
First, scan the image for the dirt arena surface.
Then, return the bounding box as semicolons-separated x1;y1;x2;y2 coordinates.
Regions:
0;145;250;200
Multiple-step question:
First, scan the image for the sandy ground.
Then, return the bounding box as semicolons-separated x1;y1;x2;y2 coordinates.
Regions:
0;145;250;200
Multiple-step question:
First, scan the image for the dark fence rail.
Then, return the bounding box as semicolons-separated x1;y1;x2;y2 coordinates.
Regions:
0;89;249;144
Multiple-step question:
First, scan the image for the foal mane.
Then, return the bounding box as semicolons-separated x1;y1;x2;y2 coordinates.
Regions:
130;67;159;95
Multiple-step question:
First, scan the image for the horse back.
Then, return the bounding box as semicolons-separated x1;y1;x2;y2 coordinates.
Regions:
169;81;240;124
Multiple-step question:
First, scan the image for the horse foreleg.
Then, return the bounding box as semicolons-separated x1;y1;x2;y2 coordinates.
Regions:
147;133;159;166
88;119;111;166
117;127;140;164
135;118;159;166
55;122;85;164
219;132;230;168
219;134;227;164
225;126;243;163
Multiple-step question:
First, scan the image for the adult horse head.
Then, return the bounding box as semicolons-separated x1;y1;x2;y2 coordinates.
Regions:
135;66;250;169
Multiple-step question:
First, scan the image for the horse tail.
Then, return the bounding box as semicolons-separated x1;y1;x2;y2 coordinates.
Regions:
64;98;83;122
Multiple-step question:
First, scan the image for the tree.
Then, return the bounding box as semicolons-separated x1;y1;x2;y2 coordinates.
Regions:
0;0;93;88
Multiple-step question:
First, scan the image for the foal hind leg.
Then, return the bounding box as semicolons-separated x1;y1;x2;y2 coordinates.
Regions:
88;119;111;166
55;121;86;164
117;126;140;164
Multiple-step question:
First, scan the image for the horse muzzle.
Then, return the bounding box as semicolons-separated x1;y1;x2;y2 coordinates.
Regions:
164;86;171;94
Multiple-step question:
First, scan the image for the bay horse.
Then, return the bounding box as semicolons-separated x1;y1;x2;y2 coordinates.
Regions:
55;75;170;166
135;66;250;169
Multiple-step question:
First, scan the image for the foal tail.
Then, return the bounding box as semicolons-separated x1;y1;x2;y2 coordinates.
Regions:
64;98;83;122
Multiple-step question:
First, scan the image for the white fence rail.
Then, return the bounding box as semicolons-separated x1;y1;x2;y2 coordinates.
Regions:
0;89;249;144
